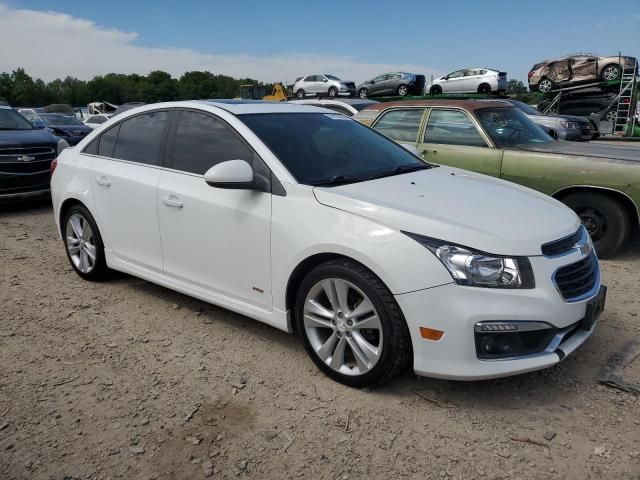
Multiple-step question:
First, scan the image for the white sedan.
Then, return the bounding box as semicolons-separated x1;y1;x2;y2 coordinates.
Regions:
50;100;604;387
426;68;508;95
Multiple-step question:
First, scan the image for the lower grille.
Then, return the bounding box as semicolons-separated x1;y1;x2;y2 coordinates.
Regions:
554;252;598;301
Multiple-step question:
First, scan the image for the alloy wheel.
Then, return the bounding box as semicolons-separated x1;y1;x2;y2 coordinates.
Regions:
398;85;408;96
538;79;552;92
65;213;97;273
303;278;383;376
359;89;368;99
603;66;619;81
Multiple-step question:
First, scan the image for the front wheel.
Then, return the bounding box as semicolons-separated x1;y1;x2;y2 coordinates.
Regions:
358;88;368;99
562;192;630;258
328;87;338;97
296;89;305;98
63;205;110;280
429;85;442;95
295;259;412;388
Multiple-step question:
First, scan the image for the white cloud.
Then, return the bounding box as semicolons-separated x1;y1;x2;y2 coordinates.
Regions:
0;4;441;84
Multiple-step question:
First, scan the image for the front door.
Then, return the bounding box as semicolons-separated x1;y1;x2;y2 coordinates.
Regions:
441;70;466;93
90;111;169;271
417;108;502;177
157;110;272;308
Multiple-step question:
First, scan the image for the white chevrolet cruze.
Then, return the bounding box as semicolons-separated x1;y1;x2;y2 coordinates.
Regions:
51;100;606;387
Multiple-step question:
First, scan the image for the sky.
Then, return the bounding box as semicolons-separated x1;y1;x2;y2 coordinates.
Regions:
1;1;639;84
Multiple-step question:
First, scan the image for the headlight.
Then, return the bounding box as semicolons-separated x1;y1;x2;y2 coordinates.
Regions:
403;232;535;289
560;121;579;129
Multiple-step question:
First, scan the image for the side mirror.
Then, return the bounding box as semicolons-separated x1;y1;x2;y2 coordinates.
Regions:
322;78;328;82
204;160;255;189
401;144;421;157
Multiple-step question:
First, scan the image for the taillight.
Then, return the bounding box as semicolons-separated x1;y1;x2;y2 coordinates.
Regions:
50;158;57;174
528;71;535;77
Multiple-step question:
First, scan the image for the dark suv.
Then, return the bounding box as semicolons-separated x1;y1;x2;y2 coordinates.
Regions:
0;105;60;200
537;90;622;122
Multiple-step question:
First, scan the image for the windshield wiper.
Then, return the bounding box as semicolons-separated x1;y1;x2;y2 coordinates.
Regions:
313;175;365;187
367;164;431;181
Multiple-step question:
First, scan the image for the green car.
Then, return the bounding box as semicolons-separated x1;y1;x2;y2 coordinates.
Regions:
358;99;640;257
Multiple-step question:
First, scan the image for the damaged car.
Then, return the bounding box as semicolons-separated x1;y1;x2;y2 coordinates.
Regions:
528;54;638;93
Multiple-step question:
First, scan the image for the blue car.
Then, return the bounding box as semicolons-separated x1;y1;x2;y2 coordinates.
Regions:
39;113;92;146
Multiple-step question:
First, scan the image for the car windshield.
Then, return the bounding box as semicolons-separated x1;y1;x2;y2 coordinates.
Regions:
476;107;553;147
509;100;541;116
239;113;431;186
325;75;340;81
0;107;36;130
41;114;84;126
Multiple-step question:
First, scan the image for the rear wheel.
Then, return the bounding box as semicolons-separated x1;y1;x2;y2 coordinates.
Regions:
63;205;109;280
328;87;338;97
397;85;409;96
477;83;491;94
358;88;368;99
562;192;630;258
295;259;412;388
430;85;442;95
601;64;621;82
538;78;554;93
296;89;305;98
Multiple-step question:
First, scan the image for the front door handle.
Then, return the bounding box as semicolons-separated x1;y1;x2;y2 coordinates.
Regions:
161;195;183;209
95;176;111;187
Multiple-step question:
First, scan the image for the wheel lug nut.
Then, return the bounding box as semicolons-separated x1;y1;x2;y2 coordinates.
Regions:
331;319;337;325
347;320;353;326
346;332;352;337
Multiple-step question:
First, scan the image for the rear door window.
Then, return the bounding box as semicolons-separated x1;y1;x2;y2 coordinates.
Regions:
167;110;255;175
423;109;487;147
97;124;120;157
112;111;169;165
373;109;424;142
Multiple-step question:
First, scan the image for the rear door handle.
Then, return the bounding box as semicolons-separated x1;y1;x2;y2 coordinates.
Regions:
95;176;111;187
161;195;183;209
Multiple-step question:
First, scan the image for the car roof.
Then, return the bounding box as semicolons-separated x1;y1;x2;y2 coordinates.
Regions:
362;99;512;112
288;98;378;106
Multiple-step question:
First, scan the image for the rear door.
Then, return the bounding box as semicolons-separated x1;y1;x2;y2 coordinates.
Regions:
462;69;482;92
90;110;169;271
417;108;502;177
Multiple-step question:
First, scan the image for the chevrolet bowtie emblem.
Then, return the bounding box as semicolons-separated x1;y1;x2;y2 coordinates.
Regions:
576;240;592;257
17;155;36;162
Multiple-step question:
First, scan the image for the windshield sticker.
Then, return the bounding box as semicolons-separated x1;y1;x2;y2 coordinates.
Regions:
324;113;350;120
489;112;508;128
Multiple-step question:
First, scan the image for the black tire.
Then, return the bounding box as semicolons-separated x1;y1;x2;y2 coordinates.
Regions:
294;259;412;388
600;64;621;82
537;78;554;93
62;204;110;280
358;88;368;99
397;84;409;97
562;192;630;258
328;87;338;97
477;83;491;94
296;89;305;99
430;85;442;95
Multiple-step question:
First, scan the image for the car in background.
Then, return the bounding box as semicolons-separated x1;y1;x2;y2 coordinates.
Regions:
292;75;356;98
356;73;425;98
84;114;112;129
39;113;92;146
17;108;46;128
499;99;595;141
426;68;507;95
287;98;378;116
111;102;146;117
0;105;61;200
52;100;603;386
359;99;640;257
528;54;639;93
537;90;624;123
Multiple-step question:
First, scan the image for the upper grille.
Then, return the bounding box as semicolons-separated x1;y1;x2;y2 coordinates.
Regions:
0;146;55;157
541;228;583;257
554;252;598;301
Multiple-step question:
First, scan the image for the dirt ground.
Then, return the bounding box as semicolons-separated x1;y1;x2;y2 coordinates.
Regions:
1;200;639;480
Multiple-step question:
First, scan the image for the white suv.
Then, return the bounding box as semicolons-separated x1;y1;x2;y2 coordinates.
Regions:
426;68;508;95
292;74;356;98
51;100;604;387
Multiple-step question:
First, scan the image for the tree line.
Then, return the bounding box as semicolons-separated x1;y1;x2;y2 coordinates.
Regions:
0;68;265;107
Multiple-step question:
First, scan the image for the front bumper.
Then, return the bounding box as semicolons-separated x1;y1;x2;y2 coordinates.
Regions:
396;251;601;380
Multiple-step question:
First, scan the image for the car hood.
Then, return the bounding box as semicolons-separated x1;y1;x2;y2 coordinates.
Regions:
0;128;57;148
514;141;640;163
313;166;579;256
47;125;91;133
